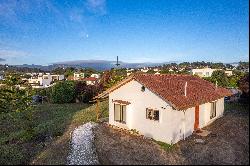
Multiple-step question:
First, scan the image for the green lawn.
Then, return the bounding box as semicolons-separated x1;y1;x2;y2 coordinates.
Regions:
0;100;108;165
225;102;249;113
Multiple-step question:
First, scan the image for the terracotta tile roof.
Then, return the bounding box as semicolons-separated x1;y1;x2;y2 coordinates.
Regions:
95;74;232;110
81;77;98;81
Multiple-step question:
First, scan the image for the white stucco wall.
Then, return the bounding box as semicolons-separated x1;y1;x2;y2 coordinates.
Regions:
199;98;224;128
109;80;225;144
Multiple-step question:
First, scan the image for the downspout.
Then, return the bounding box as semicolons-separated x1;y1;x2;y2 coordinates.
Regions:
183;110;186;140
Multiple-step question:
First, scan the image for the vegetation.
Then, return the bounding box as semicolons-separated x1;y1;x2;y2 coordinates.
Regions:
50;81;76;103
0;100;109;165
210;70;229;87
225;102;249;113
153;140;174;151
99;69;126;90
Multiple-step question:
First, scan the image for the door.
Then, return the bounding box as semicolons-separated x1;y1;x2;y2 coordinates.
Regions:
194;105;199;130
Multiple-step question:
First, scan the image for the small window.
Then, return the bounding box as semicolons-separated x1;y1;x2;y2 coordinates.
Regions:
210;102;216;119
141;86;145;92
114;104;126;123
146;108;159;121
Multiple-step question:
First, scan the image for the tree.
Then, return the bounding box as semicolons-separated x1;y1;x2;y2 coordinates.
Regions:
50;81;76;103
210;70;229;87
146;69;155;74
228;75;239;88
211;63;225;69
238;73;249;98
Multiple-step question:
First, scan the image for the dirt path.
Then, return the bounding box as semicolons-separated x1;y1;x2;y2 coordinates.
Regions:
94;109;249;165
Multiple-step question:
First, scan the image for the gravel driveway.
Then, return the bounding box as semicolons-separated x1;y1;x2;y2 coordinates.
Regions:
68;122;99;165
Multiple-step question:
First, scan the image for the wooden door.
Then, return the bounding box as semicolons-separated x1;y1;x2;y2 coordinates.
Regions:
194;105;199;130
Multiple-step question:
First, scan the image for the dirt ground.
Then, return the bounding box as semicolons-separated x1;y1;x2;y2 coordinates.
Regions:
94;109;249;165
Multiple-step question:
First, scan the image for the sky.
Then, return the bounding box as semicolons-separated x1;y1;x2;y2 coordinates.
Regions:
0;0;249;65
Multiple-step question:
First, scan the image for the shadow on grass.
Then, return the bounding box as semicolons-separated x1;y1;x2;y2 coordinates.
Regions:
30;100;108;165
0;100;108;165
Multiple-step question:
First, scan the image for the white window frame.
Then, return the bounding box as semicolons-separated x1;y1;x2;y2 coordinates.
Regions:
210;101;217;119
146;108;159;121
114;103;126;123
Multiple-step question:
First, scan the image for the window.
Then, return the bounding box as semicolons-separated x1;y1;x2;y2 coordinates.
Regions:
210;102;216;119
206;72;210;76
146;108;159;121
141;86;145;92
114;104;126;123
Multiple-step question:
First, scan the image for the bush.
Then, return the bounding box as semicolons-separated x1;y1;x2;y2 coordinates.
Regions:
50;81;76;103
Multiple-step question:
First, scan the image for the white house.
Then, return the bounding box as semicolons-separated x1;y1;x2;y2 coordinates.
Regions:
28;73;64;88
95;74;231;144
191;67;217;77
73;72;85;80
90;73;101;79
82;77;98;85
225;70;233;76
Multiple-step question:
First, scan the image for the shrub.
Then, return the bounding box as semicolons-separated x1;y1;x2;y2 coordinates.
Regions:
81;85;100;103
50;81;76;103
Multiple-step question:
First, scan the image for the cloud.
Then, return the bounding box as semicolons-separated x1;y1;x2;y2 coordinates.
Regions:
86;0;106;15
0;49;29;58
0;58;6;62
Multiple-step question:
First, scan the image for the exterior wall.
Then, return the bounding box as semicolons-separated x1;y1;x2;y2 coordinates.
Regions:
90;74;100;79
74;73;84;80
109;80;196;144
199;98;224;128
86;80;95;85
225;70;233;76
109;80;226;144
191;68;217;77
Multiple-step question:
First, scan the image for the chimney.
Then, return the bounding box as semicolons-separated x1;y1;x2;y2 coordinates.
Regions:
215;80;218;89
184;82;187;97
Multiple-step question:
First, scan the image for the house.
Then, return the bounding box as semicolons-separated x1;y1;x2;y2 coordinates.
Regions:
225;70;233;76
28;73;64;88
95;74;231;144
0;71;4;80
191;67;217;77
140;67;149;73
73;72;85;80
81;77;98;85
90;73;101;79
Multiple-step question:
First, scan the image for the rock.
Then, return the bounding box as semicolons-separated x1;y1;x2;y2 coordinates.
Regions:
195;139;205;144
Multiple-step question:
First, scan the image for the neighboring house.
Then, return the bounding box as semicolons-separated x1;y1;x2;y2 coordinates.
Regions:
28;73;64;88
241;68;249;73
73;72;85;80
225;70;233;76
91;73;101;79
95;74;231;144
191;67;217;77
81;77;98;85
153;68;159;72
140;68;149;73
0;72;4;80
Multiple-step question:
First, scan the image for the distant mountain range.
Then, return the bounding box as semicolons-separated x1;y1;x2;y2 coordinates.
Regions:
12;60;242;71
15;60;179;71
52;60;179;70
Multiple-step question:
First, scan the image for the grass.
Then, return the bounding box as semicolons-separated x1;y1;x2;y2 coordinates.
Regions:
153;139;174;151
0;100;108;165
225;102;249;113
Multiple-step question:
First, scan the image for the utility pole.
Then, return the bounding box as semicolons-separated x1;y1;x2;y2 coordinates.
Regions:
115;56;120;67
